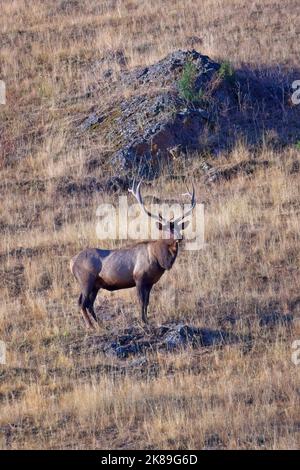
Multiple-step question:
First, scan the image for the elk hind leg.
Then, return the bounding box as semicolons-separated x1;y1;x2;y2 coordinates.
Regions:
82;307;95;329
78;275;99;328
87;287;100;323
77;294;95;329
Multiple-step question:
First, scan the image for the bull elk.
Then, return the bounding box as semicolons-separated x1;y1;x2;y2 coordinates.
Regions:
70;181;196;328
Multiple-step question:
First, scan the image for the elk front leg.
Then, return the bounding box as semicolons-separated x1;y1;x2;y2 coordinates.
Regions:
136;280;152;324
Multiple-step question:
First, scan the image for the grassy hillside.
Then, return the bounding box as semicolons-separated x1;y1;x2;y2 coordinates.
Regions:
0;0;300;449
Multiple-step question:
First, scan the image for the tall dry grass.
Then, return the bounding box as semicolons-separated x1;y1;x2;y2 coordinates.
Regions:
0;0;300;449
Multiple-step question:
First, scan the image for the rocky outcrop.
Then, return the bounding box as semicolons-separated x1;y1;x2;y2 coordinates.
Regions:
80;49;299;179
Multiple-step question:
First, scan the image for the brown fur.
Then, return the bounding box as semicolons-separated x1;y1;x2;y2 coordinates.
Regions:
70;239;178;328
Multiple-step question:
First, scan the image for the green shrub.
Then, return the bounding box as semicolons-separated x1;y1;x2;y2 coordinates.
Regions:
178;61;201;104
218;61;235;83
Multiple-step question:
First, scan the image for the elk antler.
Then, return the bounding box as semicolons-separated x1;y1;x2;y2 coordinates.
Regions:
173;184;196;225
129;180;196;230
128;180;166;222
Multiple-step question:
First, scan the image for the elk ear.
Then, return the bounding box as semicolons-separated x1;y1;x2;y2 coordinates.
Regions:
156;221;163;231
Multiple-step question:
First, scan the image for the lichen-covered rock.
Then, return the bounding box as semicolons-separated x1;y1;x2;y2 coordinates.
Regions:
80;49;299;179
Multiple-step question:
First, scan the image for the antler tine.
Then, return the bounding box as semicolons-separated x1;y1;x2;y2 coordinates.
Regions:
174;183;196;224
128;178;139;199
128;180;164;222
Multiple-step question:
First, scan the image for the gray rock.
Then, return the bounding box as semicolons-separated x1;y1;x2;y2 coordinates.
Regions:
163;324;200;350
103;323;239;358
80;113;103;131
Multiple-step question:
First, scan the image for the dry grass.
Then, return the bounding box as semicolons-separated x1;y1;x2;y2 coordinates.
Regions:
1;0;300;450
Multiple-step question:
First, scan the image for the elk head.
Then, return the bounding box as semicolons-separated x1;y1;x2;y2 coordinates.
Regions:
128;180;196;240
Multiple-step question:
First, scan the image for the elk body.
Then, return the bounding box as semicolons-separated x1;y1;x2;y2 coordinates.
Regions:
70;182;195;328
